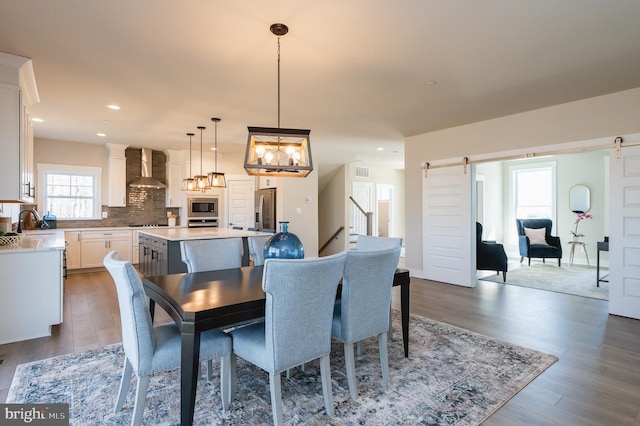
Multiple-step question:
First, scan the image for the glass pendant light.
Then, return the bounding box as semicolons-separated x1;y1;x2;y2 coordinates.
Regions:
181;132;196;191
244;23;313;177
194;126;209;191
208;117;226;188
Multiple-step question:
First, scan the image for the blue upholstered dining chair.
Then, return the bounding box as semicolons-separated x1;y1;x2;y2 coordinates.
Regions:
103;251;232;426
354;235;403;351
229;252;347;426
332;247;402;399
180;238;244;272
247;235;271;266
356;235;403;252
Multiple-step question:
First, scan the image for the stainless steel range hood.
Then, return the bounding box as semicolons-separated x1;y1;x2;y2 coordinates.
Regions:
129;148;167;188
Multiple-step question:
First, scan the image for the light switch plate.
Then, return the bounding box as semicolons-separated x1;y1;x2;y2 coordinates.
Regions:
102;211;108;218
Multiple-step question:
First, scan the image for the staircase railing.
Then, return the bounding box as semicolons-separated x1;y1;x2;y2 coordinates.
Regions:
349;196;373;237
319;225;345;254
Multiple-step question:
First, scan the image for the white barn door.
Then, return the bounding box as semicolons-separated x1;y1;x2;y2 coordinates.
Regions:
609;145;640;319
422;164;474;287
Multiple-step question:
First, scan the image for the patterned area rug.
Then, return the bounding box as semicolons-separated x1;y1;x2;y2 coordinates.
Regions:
7;312;557;425
480;263;609;300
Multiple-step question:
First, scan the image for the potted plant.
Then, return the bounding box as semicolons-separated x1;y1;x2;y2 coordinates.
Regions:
570;212;592;241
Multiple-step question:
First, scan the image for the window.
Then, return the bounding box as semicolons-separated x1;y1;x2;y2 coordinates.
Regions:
507;161;556;245
513;165;554;219
37;164;102;220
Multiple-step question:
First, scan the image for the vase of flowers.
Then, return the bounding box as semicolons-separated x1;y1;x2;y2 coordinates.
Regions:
570;212;592;241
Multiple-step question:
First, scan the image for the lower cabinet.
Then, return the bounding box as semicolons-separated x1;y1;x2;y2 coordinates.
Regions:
138;235;186;276
64;231;82;270
79;230;132;268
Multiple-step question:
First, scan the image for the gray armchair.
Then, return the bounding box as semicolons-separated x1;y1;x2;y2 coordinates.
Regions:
332;247;402;399
180;238;244;272
103;251;232;426
229;252;347;425
516;218;562;266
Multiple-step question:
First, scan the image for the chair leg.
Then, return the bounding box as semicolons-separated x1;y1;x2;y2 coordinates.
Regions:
268;371;284;426
356;341;363;356
220;353;231;410
502;271;507;282
558;257;561;267
319;354;334;416
520;256;524;263
344;342;358;399
115;359;133;412
207;360;214;381
230;352;237;403
378;332;389;384
528;257;531;266
131;375;150;426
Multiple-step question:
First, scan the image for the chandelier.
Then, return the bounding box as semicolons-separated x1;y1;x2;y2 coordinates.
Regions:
244;23;313;177
207;117;226;188
181;132;196;191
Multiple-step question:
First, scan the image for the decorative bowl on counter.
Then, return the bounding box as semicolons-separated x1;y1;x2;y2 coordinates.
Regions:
0;234;24;246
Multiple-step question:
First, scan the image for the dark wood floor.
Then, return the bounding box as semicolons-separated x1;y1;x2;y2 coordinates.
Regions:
2;270;640;425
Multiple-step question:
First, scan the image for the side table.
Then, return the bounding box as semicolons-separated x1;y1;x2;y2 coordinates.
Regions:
568;241;589;266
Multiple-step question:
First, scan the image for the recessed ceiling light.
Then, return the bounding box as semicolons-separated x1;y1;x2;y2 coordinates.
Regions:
426;80;437;86
96;133;106;137
32;117;44;122
377;147;384;151
106;104;120;110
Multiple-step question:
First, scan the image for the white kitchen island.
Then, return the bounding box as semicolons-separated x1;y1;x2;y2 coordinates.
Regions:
0;230;66;344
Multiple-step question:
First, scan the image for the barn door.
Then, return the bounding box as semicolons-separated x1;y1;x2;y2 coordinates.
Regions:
422;164;474;287
609;144;640;319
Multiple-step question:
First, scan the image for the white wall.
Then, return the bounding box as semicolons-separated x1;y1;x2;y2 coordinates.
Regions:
318;165;348;255
405;87;640;273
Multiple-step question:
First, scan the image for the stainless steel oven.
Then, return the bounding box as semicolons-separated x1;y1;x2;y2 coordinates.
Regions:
187;197;219;227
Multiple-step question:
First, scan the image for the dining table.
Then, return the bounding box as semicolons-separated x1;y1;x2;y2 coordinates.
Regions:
142;265;411;426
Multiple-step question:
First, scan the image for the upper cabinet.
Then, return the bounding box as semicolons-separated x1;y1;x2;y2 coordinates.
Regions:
106;143;128;207
165;149;183;208
0;52;39;203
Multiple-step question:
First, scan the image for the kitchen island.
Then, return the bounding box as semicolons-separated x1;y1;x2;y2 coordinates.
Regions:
0;229;66;344
137;227;271;276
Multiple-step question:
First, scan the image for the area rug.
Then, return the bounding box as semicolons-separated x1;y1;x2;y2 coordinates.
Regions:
7;312;557;425
480;263;609;300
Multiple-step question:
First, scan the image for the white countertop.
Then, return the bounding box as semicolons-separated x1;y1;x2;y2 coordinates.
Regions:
138;227;271;241
0;229;66;253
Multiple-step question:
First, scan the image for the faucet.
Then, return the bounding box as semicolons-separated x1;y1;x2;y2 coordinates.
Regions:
17;209;47;233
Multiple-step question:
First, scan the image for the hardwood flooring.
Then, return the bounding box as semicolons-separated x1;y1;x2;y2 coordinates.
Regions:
2;270;640;425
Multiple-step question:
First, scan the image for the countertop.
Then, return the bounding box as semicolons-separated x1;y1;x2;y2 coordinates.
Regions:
137;227;271;241
0;229;66;253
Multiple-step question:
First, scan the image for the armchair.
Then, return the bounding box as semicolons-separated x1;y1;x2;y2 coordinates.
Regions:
476;222;508;282
516;218;562;266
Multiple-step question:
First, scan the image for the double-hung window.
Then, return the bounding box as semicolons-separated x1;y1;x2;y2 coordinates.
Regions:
37;164;102;220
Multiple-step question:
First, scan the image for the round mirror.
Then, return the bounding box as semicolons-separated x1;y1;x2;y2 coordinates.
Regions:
569;184;590;213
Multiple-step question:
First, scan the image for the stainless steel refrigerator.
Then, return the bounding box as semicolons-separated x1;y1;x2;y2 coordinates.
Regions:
255;188;276;231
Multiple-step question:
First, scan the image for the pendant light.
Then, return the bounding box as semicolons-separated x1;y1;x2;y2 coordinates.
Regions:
244;23;313;177
208;117;226;188
194;126;209;191
181;132;196;191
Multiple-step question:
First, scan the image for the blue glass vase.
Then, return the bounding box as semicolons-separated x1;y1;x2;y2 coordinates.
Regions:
264;221;304;259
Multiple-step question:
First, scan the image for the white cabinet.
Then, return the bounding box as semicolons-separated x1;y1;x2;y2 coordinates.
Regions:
0;54;38;202
132;230;140;264
166;162;183;207
64;231;82;270
106;143;128;207
80;230;132;268
0;248;63;344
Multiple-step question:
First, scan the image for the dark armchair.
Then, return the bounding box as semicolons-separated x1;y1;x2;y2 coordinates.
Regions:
516;218;562;266
476;222;508;282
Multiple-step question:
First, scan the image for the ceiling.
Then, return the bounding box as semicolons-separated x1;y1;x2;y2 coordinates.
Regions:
2;1;640;189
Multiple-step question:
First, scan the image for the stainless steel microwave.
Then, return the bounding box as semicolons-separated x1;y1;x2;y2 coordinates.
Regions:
187;197;219;218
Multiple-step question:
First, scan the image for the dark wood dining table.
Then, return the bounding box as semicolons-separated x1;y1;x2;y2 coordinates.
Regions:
142;265;410;426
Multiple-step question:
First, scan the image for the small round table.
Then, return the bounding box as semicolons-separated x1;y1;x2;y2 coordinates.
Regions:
568;241;589;265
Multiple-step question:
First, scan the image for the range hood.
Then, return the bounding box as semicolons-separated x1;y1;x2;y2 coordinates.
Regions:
129;148;167;189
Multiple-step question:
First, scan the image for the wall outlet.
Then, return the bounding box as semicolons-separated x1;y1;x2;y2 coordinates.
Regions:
102;211;108;218
296;207;302;214
167;211;171;218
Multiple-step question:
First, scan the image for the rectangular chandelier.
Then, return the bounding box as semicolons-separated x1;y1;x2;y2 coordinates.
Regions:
244;127;313;177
